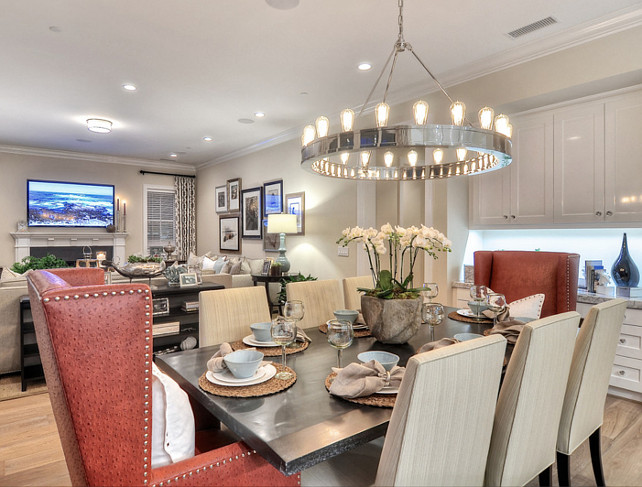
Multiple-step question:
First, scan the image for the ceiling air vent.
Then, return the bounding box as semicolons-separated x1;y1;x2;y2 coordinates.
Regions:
507;17;557;39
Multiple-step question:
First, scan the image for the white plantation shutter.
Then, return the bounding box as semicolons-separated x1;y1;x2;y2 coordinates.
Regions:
146;189;175;253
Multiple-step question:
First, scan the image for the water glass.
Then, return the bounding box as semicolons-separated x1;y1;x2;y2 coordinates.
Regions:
469;285;489;316
487;293;507;327
271;316;296;380
421;282;439;303
284;300;304;324
422;302;445;341
327;319;354;368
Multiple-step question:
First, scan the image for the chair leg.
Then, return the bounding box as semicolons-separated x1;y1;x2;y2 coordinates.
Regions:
539;465;552;487
557;451;571;486
589;427;606;486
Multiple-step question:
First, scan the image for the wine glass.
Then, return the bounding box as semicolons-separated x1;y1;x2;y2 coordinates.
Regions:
469;285;489;317
421;282;439;303
284;300;304;326
422;303;445;342
487;293;507;327
327;320;354;368
271;316;296;380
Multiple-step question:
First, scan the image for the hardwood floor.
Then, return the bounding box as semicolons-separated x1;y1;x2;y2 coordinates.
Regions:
0;393;640;486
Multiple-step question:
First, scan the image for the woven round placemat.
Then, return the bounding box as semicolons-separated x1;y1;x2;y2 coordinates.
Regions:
448;310;492;324
230;339;309;357
319;323;373;338
199;363;296;398
324;372;396;408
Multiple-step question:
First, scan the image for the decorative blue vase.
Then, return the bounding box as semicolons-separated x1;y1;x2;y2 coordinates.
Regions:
611;233;639;288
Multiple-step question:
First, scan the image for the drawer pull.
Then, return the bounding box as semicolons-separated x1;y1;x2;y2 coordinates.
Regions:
619;338;626;344
617;370;626;376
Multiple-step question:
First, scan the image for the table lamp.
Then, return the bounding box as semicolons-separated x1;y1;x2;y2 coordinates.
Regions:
267;213;297;273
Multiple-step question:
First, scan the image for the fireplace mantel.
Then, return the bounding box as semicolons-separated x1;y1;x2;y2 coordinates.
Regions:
11;230;128;263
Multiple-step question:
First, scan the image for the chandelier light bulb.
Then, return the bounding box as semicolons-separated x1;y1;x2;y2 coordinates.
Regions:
375;102;390;128
413;100;429;125
478;107;494;130
456;148;467;161
86;118;112;134
384;151;394;167
506;124;513;138
302;124;316;146
433;148;444;164
360;151;371;167
340;152;349;164
315;116;330;138
494;114;510;137
340;109;355;132
450;101;466;126
407;150;418;167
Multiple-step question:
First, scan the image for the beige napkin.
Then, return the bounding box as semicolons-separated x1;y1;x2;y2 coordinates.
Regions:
483;307;511;321
488;320;526;345
329;360;405;399
416;337;460;354
296;327;312;343
206;343;268;373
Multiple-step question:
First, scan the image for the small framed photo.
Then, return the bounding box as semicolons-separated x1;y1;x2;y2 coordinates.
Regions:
180;273;198;287
263;179;283;215
262;218;280;252
261;259;272;276
152;297;170;317
241;186;262;239
215;185;228;213
285;191;305;235
227;178;242;212
220;216;240;252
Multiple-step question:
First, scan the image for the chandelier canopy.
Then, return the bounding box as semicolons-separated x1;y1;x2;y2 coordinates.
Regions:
300;0;512;181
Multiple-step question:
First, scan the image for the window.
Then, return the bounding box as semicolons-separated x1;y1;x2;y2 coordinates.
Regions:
144;185;175;256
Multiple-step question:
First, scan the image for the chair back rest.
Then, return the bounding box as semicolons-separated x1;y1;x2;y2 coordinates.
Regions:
474;250;580;317
485;311;580;486
199;286;271;347
27;269;152;486
557;298;627;454
285;279;344;329
47;267;105;287
342;276;372;311
375;335;507;486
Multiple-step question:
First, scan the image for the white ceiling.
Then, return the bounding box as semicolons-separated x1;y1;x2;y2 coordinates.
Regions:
1;0;641;168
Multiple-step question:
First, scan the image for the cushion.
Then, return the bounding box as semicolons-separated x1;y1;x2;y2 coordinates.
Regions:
213;257;228;274
508;293;545;320
151;363;195;468
248;258;265;276
228;260;242;275
240;258;252;275
201;256;217;271
186;252;212;269
0;268;29;285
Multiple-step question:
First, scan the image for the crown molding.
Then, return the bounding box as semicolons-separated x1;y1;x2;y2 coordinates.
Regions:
0;144;196;174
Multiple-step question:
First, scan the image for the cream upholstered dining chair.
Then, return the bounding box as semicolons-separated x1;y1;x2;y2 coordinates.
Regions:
199;286;271;347
342;275;373;311
556;298;627;486
286;279;344;330
485;311;581;486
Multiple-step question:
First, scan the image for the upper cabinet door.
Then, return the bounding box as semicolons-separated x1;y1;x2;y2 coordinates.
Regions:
604;90;642;223
553;102;605;223
470;165;511;226
510;112;554;224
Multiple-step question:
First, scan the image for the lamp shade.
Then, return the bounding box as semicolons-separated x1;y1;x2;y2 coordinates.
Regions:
267;213;297;234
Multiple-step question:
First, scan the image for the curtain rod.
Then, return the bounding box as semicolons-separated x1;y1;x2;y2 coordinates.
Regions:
139;170;196;179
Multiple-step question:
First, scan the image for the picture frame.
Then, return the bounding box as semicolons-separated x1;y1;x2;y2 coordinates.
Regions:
227;178;242;212
262;218;280;252
152;297;170;317
261;259;272;276
263;179;283;215
179;273;198;287
219;216;240;252
285;191;305;235
241;186;262;239
215;185;228;213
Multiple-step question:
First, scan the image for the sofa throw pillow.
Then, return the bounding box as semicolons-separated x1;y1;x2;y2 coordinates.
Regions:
240;258;252;275
248;258;265;276
186;252;212;269
151;363;195;468
213;257;228;274
508;293;545;320
201;255;217;271
228;260;242;275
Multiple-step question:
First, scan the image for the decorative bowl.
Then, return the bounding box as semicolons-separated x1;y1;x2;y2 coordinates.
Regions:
357;351;400;371
223;349;264;379
163;264;188;285
467;300;489;316
112;261;166;280
250;322;273;342
333;309;359;324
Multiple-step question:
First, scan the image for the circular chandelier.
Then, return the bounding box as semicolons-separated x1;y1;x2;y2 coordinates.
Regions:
300;0;512;181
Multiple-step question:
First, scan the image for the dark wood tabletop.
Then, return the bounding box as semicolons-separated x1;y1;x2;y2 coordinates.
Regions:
155;306;497;476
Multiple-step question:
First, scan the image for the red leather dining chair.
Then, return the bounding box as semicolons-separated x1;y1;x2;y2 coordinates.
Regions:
474;250;580;318
27;268;298;487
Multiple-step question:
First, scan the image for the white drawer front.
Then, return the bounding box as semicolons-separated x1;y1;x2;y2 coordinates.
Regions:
610;355;642;393
623;308;642;326
617;324;642;360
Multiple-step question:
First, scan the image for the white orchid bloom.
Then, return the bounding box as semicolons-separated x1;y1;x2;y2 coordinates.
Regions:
380;223;393;235
375;244;387;255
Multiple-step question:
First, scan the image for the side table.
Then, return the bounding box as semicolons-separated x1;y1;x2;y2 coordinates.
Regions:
251;274;290;315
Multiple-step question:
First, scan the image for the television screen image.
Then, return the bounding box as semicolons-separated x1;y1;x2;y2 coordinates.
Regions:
28;180;115;227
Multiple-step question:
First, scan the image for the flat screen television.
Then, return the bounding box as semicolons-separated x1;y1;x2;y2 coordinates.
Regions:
27;179;115;228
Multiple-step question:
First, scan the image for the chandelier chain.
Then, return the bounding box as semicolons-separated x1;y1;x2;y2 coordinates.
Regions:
397;0;405;42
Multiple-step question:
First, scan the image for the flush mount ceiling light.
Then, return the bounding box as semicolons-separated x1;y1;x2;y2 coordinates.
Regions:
203;136;213;142
301;0;512;181
254;112;266;118
86;118;112;134
358;63;372;71
122;83;137;91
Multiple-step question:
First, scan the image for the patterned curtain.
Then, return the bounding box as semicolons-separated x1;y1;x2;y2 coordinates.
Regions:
174;176;196;261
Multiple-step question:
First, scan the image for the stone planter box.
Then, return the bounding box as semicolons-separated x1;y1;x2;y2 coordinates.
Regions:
361;295;422;344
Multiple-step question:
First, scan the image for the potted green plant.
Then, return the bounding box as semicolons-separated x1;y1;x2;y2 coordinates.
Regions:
11;254;68;274
337;223;451;343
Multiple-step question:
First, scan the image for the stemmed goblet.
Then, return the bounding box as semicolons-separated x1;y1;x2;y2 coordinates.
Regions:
327;319;354;368
421;282;439;303
422;302;445;342
284;300;304;328
469;285;489;317
487;293;507;327
271;316;296;380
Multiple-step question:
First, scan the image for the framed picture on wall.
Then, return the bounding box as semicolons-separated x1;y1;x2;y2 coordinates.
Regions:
285;191;305;235
219;216;240;252
262;218;280;252
263;179;283;215
241;187;262;239
215;185;228;213
227;178;242;212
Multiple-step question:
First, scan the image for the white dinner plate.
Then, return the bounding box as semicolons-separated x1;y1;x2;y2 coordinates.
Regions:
211;366;267;384
457;308;486;319
376;385;399;395
206;364;276;387
242;335;278;347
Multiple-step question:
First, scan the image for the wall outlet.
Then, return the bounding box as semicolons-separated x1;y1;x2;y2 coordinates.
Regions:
337;246;349;257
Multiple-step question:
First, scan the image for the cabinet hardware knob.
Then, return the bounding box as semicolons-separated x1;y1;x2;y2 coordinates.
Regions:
510;215;516;219
617;370;625;376
606;210;613;216
503;215;508;220
595;211;602;216
619;338;626;344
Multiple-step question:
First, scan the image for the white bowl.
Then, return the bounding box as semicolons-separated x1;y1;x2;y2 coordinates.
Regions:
454;333;483;342
358;351;400;371
250;322;272;342
223;349;264;379
333;309;359;324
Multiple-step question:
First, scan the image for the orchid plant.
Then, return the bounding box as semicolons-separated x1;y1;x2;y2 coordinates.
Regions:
337;223;452;299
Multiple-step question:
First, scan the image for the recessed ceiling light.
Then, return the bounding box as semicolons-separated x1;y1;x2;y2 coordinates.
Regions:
203;136;213;142
358;63;372;71
265;0;299;10
169;153;178;158
49;26;61;33
254;112;266;118
122;83;137;91
86;118;112;134
238;118;255;124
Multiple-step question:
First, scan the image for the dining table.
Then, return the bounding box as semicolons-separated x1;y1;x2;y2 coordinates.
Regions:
155;306;500;476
